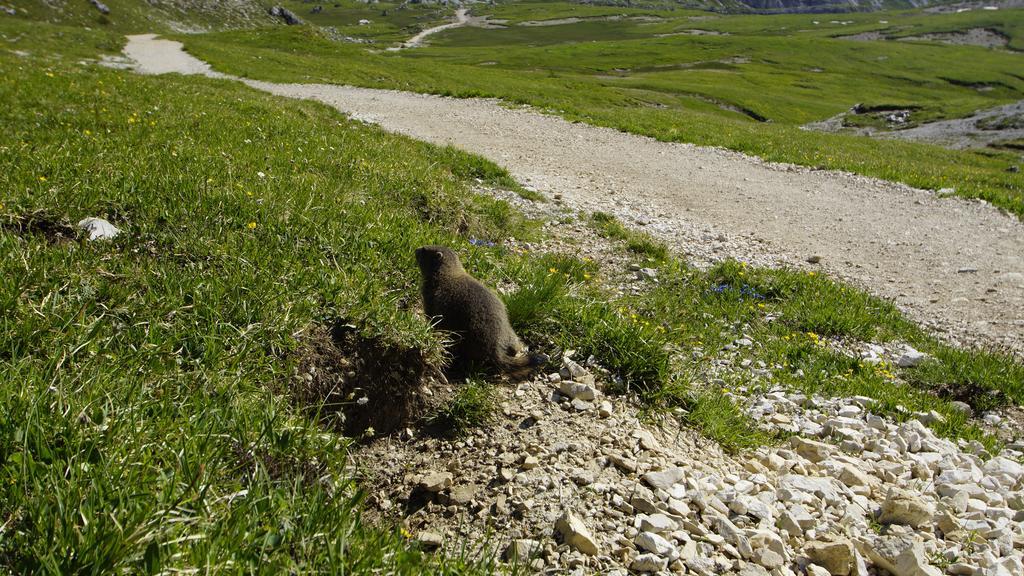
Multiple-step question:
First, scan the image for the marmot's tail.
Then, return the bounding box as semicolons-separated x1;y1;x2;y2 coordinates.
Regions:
499;350;549;380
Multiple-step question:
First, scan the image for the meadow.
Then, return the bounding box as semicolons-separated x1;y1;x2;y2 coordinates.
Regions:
180;2;1024;216
3;2;1024;571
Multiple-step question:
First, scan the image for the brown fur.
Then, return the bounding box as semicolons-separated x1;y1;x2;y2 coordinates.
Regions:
416;245;544;377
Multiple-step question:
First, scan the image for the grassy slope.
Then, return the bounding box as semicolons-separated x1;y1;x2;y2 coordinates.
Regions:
277;0;455;44
6;0;273;31
2;8;1024;572
0;18;526;573
181;6;1024;217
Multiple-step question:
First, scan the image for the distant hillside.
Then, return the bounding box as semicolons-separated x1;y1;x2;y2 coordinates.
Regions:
4;0;275;31
733;0;938;14
576;0;967;13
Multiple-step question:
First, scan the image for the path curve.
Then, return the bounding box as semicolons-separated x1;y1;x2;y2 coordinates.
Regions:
124;34;1024;354
400;8;469;48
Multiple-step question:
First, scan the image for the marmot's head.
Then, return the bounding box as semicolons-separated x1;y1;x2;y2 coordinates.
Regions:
415;245;462;277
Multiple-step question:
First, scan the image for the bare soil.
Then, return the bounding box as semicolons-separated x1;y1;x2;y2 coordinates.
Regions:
124;35;1024;355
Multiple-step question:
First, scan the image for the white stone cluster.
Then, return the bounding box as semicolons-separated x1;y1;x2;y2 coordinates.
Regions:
359;362;1024;576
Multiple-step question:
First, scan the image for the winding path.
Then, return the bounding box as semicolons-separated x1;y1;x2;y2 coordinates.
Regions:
400;9;469;48
123;34;1024;353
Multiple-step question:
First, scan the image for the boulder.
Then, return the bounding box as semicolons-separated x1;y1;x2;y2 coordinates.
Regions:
268;6;302;25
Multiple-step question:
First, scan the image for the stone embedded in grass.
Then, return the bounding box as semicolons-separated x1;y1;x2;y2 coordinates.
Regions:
89;0;110;14
896;346;929;367
559;358;595;385
77;217;120;240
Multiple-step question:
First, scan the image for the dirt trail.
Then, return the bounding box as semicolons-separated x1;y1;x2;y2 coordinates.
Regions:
400;8;469;48
124;34;1024;354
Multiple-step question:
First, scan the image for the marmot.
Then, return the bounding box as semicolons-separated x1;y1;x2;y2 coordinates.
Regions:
415;245;545;377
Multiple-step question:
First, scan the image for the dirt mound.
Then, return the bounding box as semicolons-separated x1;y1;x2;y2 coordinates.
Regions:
1;210;76;244
291;322;446;438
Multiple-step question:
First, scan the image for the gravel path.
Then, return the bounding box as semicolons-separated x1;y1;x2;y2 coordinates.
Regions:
123;34;1024;354
400;8;469;48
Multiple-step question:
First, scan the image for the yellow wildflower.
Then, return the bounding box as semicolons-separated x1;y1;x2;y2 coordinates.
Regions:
247;222;257;230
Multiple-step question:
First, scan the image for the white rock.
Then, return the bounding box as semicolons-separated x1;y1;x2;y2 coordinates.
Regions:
748;530;787;567
779;475;840;503
555;512;599;556
792;437;833;463
730;495;774;522
630;552;668;572
863;534;942;576
984;457;1023;486
806;565;832;576
559;381;598;401
837;463;877;488
635;531;675;557
638;513;677;534
897;346;928;368
643;467;686;491
77;217;120;240
505;539;541;560
805;538;855;576
985;556;1023;576
878;487;935;528
419;471;453;492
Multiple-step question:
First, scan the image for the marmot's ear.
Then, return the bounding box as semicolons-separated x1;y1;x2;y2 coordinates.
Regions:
435;250;445;262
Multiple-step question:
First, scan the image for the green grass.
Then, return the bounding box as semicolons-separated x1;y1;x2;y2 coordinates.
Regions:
3;8;1024;571
629;258;1024;451
6;0;273;32
590;212;669;261
277;0;454;44
0;18;540;572
430;380;498;435
180;6;1024;217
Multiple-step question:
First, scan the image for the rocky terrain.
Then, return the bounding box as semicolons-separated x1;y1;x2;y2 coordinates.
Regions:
356;353;1024;576
350;185;1024;576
